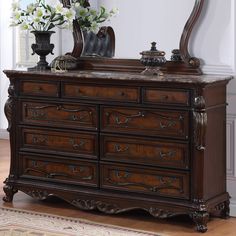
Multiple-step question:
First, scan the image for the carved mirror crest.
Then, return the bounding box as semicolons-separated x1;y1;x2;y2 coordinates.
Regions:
62;0;205;75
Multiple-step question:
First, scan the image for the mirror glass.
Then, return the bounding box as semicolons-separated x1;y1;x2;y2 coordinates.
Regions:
99;0;196;59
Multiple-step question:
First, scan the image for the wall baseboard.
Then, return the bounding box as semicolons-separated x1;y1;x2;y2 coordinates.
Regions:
0;129;9;139
230;200;236;217
202;64;235;75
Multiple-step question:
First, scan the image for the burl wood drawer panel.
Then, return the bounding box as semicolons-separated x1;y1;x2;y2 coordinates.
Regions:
62;83;140;103
21;101;98;130
101;106;189;139
20;154;98;187
143;88;190;106
20;81;60;97
21;128;98;159
101;163;190;199
101;135;189;169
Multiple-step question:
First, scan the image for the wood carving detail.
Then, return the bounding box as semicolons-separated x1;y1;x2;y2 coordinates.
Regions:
2;184;18;202
149;207;177;218
24;189;49;200
193;96;207;151
190;211;209;233
71;199;121;214
4;79;16;132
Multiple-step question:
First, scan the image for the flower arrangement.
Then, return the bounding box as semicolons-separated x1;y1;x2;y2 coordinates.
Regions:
10;0;75;31
70;0;118;33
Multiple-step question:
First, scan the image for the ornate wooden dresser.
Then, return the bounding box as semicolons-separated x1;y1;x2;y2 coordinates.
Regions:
3;70;232;232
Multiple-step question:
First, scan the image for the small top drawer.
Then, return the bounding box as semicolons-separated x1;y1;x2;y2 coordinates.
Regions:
143;88;190;106
62;83;140;103
20;81;60;97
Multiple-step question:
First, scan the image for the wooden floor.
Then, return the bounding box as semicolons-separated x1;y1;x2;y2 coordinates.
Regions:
0;139;235;236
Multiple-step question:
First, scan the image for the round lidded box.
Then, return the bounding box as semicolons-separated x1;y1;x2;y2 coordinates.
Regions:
140;42;166;76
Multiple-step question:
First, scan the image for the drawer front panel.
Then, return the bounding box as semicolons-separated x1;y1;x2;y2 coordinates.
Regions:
143;88;190;106
21;101;98;130
101;164;190;199
63;83;140;103
102;107;189;139
21;128;98;159
101;135;189;169
20;81;59;97
20;154;98;187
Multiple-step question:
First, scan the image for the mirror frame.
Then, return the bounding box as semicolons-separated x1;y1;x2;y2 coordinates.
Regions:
63;0;205;75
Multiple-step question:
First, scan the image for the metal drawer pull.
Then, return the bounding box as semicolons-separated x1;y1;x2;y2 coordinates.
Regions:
114;111;145;125
160;120;176;129
159;151;176;159
114;144;129;153
69;139;85;150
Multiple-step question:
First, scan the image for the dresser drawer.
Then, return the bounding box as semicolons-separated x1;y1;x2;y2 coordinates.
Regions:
102;106;189;139
101;163;190;199
20;128;98;159
20;154;98;187
143;88;190;106
21;101;98;130
20;81;60;97
101;135;189;169
62;83;140;103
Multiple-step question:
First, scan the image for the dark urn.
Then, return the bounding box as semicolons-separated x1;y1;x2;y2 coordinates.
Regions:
140;42;166;76
29;31;55;71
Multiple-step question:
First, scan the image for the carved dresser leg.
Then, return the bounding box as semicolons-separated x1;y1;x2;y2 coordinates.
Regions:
220;200;230;219
3;184;18;202
191;211;209;233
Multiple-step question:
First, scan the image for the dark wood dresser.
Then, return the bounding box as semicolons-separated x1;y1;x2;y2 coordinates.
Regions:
3;70;232;232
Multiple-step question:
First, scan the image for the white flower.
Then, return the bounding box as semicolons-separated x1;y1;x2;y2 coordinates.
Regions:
34;8;43;18
77;7;88;19
12;1;20;11
55;3;64;14
65;8;76;20
110;7;119;16
26;3;36;14
12;10;21;21
20;22;29;30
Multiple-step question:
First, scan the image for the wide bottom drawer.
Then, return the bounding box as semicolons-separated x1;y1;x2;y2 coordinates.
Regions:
19;153;98;187
101;163;190;199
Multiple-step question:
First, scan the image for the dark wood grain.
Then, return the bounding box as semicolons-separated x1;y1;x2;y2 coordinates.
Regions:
2;69;231;233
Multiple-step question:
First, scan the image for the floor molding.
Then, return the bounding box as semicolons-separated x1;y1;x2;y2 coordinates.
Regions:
230;200;236;217
0;129;9;139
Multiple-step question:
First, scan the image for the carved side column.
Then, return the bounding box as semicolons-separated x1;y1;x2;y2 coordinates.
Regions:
191;89;209;232
3;77;18;202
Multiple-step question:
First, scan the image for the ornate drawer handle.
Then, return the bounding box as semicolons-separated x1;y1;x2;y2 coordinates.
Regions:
114;144;129;153
69;139;85;150
115;111;145;125
159;151;176;159
160;120;176;129
32;135;48;145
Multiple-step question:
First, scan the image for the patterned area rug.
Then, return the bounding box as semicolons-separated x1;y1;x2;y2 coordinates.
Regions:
0;207;160;236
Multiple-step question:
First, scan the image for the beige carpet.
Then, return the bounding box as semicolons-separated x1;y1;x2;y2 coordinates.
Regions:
0;207;160;236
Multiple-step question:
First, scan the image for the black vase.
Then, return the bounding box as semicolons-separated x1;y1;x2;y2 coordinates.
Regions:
29;31;55;71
